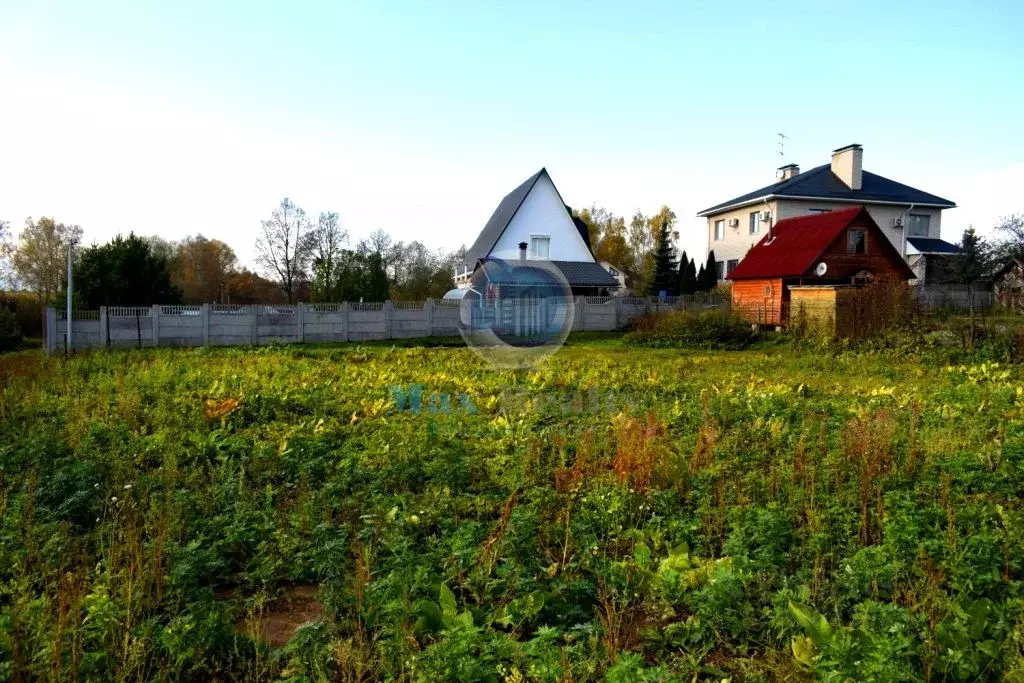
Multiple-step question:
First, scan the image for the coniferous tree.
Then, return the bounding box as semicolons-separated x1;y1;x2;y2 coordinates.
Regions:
703;250;720;290
648;218;677;296
676;250;689;296
680;257;698;295
697;264;706;291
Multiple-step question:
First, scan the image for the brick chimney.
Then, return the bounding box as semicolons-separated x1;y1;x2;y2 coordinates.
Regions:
831;144;863;190
777;163;799;181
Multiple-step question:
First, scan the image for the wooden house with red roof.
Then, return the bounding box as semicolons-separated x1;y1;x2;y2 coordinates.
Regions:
727;206;914;327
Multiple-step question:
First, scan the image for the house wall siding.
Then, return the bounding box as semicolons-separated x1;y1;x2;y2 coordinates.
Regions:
705;200;779;265
490;174;594;263
706;199;945;262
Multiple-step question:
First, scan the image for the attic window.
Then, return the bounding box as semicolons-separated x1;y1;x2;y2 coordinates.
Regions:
530;235;550;259
847;229;867;254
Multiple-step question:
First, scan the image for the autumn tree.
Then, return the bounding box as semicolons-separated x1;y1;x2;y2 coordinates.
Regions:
255;198;312;303
13;217;83;302
173;235;238;303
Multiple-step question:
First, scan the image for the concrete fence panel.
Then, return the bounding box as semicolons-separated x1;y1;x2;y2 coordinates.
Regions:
45;296;715;353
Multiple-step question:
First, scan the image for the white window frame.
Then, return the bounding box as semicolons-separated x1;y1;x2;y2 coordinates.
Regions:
749;211;760;234
714;220;725;241
529;234;551;259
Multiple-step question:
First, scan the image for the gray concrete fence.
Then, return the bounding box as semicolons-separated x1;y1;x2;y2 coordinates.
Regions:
45;295;725;353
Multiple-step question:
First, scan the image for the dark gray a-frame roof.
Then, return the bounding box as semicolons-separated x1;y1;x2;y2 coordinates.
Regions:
697;165;956;216
463;168;591;269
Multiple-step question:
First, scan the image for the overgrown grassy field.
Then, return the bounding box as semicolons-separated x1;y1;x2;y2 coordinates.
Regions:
2;337;1024;681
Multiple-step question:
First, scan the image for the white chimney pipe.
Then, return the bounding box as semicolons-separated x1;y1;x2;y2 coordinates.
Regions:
518;241;528;262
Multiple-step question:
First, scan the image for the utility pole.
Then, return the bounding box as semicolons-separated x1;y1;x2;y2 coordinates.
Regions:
66;242;73;352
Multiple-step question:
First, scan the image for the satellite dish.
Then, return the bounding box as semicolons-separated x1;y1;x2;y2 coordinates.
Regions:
815;262;828;276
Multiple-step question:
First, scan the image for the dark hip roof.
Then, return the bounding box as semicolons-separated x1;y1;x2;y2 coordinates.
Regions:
698;165;956;216
472;258;619;288
727;206;914;280
906;237;961;254
551;260;620;287
463;168;592;269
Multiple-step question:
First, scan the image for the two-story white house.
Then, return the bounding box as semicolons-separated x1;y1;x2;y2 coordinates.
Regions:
453;168;619;295
698;144;958;284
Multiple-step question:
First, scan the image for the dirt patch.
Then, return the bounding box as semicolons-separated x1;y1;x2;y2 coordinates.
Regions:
230;584;325;648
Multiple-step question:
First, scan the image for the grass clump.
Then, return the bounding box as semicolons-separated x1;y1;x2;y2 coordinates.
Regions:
625;308;758;349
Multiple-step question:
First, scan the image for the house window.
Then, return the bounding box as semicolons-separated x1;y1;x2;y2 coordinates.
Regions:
749;211;760;234
847;229;867;254
763;283;772;297
715;261;724;280
530;236;550;258
714;220;725;241
726;259;739;275
907;214;930;237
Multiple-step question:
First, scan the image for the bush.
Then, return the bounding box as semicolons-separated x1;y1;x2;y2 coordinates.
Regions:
0;306;22;352
626;308;758;350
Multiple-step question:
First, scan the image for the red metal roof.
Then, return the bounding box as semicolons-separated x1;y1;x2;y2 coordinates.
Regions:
728;206;870;280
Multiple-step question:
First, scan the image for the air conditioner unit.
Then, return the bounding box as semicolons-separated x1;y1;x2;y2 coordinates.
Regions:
892;217;903;228
727;218;740;228
759;211;772;221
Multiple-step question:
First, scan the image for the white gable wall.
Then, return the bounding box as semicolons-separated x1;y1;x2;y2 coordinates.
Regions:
489;173;594;262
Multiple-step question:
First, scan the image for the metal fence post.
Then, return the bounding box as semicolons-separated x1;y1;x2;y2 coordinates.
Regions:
151;304;160;347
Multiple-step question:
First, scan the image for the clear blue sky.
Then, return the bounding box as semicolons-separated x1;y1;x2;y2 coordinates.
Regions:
2;0;1022;264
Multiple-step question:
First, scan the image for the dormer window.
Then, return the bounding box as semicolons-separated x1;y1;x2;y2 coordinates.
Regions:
530;235;550;259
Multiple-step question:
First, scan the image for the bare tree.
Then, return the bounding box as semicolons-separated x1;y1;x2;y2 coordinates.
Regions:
308;211;348;300
12;217;83;302
255;198;312;303
994;214;1024;264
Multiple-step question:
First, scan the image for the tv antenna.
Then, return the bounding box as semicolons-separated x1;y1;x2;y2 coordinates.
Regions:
777;132;789;157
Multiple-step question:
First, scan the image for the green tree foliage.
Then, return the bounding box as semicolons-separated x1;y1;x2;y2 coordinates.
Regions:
647;218;677;296
12;217;83;302
308;211;349;302
311;250;390;302
70;233;181;307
